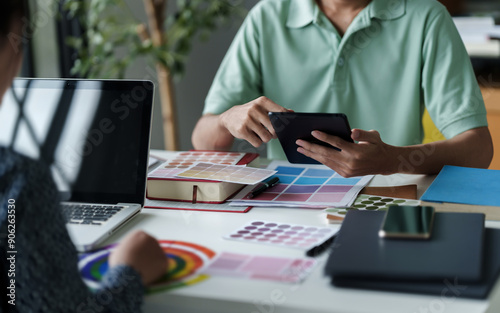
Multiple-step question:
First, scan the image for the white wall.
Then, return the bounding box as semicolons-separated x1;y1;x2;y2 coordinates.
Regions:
122;0;259;150
29;0;259;151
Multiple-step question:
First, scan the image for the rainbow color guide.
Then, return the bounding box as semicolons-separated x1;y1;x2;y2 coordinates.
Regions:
79;240;216;293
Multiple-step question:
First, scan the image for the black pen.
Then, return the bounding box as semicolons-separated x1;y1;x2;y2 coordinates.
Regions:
306;233;337;257
248;177;280;199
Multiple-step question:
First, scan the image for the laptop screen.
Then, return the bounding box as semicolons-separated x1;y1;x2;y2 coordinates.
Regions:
0;79;154;205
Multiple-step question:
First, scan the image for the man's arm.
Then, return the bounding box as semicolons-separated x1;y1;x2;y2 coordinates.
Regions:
192;114;235;151
192;96;290;150
296;127;493;177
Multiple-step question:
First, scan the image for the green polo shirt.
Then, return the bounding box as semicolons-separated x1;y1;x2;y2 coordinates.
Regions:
204;0;487;160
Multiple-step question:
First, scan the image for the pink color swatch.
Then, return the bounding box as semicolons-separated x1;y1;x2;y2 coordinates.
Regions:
203;252;316;283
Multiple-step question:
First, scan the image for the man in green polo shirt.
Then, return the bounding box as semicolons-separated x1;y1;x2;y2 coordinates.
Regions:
192;0;493;177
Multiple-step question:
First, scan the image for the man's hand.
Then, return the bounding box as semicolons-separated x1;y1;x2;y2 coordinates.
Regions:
218;96;290;148
296;129;397;177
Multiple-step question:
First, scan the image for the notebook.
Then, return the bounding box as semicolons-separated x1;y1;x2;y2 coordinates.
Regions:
326;210;485;283
0;78;154;251
330;228;500;299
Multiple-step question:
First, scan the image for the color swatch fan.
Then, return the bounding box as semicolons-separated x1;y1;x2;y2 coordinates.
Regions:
79;240;216;293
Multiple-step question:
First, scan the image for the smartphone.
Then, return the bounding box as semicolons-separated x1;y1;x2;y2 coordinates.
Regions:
379;205;435;240
268;112;353;164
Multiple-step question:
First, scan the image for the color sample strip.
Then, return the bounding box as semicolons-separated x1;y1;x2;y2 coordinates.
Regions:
202;252;316;283
149;151;245;179
324;194;421;223
79;240;215;294
224;220;338;251
229;161;373;208
176;163;277;185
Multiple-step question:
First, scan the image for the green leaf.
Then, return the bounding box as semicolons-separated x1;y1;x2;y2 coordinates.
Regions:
63;0;247;79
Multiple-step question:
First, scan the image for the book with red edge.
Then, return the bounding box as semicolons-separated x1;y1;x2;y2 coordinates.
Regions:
146;152;259;204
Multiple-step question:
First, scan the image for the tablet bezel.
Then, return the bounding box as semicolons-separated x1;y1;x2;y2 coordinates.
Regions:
269;112;353;164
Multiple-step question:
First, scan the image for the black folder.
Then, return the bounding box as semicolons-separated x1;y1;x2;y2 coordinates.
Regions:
325;211;500;298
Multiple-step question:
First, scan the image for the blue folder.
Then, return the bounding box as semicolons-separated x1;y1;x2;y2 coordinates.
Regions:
421;165;500;207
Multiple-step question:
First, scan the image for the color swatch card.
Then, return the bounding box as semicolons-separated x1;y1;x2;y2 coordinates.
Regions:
224;220;339;250
230;161;373;207
202;252;316;284
149;151;246;179
175;163;277;185
325;194;421;223
79;240;215;294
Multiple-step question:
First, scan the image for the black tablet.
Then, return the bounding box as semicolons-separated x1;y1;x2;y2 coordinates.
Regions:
269;112;353;164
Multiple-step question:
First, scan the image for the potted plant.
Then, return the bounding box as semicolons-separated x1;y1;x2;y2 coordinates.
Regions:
62;0;246;150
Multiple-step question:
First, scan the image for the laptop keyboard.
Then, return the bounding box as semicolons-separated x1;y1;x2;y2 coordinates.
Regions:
62;204;124;226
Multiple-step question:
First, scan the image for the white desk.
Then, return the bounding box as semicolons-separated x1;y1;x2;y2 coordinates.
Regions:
104;151;500;313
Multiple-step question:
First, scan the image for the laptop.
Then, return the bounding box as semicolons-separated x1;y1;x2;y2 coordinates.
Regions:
0;78;154;251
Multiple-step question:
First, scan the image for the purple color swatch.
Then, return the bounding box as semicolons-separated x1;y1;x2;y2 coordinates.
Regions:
286;185;320;194
224;220;338;251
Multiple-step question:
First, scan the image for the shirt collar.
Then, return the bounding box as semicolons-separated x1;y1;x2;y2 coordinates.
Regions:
286;0;406;29
286;0;316;28
370;0;406;20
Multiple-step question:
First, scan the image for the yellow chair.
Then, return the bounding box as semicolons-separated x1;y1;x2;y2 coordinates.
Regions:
422;109;446;144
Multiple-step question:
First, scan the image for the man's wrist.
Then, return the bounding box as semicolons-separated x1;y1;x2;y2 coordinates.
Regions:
386;145;407;175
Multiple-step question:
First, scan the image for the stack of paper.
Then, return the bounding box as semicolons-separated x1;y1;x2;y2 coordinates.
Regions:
453;16;500;57
229;161;373;208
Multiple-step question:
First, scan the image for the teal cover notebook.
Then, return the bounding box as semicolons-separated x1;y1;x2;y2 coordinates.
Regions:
421;165;500;206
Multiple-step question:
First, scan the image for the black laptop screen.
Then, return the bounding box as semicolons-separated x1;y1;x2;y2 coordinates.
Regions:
0;79;154;205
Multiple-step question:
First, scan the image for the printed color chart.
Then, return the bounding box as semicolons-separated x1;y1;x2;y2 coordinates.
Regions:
325;195;421;223
149;151;245;179
176;163;276;185
79;240;216;293
203;252;316;283
224;220;338;250
231;161;373;207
